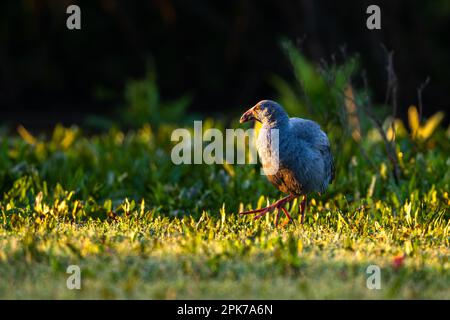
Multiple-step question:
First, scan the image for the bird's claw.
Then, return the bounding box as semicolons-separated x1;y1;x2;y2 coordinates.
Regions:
239;195;296;226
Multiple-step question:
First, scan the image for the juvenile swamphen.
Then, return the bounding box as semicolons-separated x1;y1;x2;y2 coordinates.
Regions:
239;100;334;225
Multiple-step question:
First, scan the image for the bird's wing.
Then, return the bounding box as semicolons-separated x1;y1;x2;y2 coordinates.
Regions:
289;118;335;187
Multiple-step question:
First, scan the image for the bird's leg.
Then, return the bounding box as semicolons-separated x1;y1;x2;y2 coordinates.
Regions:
239;206;270;215
281;207;293;221
253;207;271;220
276;207;294;227
239;194;294;220
299;195;307;224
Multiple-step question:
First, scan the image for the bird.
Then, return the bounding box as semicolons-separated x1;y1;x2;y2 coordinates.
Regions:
239;100;334;226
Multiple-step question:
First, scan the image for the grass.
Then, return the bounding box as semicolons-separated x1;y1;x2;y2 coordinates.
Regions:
0;117;449;299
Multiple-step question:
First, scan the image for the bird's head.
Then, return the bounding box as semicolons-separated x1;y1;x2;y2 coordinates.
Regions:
240;100;289;126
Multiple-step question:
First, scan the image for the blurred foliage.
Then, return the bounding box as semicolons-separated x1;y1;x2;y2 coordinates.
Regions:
122;71;191;128
274;40;357;122
86;70;192;130
407;105;445;141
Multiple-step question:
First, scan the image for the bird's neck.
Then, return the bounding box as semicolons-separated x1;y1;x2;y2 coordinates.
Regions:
262;116;289;129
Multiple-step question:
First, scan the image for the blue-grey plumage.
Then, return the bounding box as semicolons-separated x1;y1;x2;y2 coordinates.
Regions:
239;100;334;225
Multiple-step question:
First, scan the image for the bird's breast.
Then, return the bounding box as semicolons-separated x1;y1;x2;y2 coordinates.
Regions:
256;126;290;177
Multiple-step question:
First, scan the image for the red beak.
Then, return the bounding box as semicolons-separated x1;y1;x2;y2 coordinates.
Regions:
239;107;256;123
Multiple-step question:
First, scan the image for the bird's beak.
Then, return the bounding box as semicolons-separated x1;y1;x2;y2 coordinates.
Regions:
239;107;257;123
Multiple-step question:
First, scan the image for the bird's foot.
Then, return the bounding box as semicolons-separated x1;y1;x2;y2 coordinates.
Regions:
275;207;294;227
240;195;295;225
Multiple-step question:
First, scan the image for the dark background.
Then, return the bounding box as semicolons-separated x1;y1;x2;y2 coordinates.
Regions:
1;0;449;128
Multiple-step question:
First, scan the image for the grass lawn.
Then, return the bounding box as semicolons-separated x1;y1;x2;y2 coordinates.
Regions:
0;123;448;299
